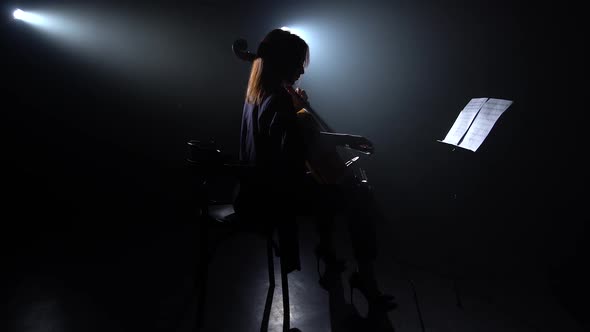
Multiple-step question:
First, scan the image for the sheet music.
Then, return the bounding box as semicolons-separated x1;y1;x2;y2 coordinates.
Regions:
458;98;513;152
440;98;488;145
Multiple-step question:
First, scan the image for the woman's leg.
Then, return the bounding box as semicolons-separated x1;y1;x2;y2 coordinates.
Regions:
277;215;301;273
299;180;338;261
345;184;396;312
346;184;378;265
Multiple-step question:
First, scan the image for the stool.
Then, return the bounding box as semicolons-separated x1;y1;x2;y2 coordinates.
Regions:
187;140;300;332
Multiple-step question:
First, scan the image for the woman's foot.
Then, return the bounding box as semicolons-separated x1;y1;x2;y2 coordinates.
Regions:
349;271;397;314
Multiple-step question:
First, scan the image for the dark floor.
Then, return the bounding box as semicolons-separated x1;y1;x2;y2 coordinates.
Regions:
1;207;587;332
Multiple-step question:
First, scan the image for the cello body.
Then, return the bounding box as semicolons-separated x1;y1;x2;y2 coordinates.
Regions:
296;109;351;185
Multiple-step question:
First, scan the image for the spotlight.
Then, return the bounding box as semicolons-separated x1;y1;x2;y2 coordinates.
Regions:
13;9;24;20
12;9;45;25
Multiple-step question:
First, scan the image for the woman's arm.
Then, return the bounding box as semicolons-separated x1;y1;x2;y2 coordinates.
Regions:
319;132;374;154
318;132;350;146
286;86;374;153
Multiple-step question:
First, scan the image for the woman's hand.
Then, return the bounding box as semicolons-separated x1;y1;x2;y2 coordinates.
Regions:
285;86;310;111
347;135;374;154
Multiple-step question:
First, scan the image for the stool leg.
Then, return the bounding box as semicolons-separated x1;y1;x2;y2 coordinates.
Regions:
195;216;209;331
280;254;291;332
260;237;276;332
267;238;276;289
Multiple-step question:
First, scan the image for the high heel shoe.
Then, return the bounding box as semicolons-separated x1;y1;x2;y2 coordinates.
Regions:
314;244;346;289
349;271;397;314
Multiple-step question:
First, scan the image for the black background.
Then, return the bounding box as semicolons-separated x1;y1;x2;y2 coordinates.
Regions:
1;0;587;329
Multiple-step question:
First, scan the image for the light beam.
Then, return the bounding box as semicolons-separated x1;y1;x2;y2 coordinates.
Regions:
13;9;46;25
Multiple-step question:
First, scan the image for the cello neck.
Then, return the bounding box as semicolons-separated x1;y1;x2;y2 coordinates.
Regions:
303;104;334;133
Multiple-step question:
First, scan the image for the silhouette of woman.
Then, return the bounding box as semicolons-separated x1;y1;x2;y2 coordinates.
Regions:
234;28;396;315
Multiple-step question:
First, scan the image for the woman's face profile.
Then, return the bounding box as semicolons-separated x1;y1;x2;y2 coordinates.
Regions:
286;61;305;85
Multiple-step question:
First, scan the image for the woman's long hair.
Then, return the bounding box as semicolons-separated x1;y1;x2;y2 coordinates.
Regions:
246;29;309;105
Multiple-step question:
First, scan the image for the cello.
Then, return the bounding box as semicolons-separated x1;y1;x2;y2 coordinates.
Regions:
232;38;373;187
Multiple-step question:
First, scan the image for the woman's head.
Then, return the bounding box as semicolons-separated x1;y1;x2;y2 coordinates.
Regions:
246;29;309;104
